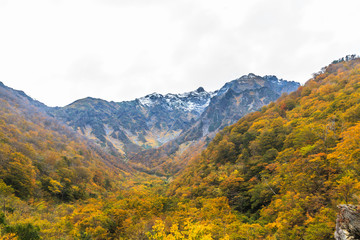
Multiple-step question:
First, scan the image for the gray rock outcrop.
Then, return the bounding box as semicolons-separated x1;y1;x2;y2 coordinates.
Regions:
335;204;360;240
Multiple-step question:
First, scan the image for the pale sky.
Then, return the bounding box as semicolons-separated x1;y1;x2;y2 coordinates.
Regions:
0;0;359;107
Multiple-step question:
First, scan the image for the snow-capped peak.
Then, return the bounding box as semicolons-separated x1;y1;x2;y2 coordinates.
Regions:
137;88;215;114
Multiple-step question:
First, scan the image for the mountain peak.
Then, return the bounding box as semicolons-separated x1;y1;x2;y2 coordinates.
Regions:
196;87;205;93
247;73;258;78
137;88;213;114
217;74;299;95
237;73;263;80
144;92;163;99
69;97;102;105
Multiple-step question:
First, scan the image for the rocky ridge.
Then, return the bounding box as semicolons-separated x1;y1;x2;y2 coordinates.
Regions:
48;74;299;162
49;87;216;155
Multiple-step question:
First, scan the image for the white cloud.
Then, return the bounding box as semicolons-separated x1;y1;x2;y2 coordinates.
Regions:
0;0;359;106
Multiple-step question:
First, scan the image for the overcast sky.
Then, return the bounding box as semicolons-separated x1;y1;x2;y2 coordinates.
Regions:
0;0;359;107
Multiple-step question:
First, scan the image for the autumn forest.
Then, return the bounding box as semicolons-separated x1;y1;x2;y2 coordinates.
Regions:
1;57;360;239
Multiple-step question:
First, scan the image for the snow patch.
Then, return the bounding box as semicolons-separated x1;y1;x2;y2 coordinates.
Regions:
137;88;215;114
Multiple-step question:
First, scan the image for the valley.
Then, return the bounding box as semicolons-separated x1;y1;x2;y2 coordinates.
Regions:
0;56;359;239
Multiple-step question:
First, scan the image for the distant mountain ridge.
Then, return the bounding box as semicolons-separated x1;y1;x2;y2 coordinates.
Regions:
47;74;299;168
48;86;218;155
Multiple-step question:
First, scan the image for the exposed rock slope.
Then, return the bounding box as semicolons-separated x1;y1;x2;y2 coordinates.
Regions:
49;87;215;155
49;74;299;164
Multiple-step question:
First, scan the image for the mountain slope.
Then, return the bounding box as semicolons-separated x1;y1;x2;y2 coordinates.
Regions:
0;82;130;200
49;87;215;155
169;56;360;239
183;74;299;140
49;75;298;161
129;74;299;174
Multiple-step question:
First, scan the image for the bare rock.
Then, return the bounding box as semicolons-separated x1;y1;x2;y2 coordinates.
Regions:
335;204;360;240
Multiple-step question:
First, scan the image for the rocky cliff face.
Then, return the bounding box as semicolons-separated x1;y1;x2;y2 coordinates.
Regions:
335;205;360;240
49;74;299;158
183;74;299;140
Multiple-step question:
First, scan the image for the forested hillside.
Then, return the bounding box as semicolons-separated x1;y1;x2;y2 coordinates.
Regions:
0;83;134;238
0;82;131;199
169;56;360;239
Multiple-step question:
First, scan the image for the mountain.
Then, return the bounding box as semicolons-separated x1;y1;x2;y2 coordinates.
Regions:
0;81;130;200
169;56;360;239
49;87;215;156
129;74;299;174
183;74;299;139
0;57;358;240
0;81;49;110
49;75;299;165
